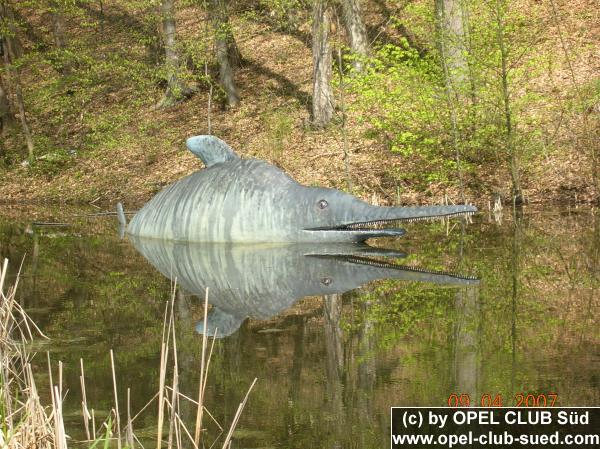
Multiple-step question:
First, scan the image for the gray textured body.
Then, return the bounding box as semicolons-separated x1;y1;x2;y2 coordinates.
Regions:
128;158;329;242
127;136;476;243
131;236;479;337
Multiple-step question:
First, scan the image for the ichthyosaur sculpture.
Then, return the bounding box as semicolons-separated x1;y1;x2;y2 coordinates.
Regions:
130;237;479;337
125;135;476;243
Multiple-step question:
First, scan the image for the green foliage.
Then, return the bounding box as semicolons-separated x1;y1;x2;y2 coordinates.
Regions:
1;0;163;168
464;0;551;162
356;282;456;350
87;416;112;449
0;0;594;200
345;39;459;187
345;0;555;193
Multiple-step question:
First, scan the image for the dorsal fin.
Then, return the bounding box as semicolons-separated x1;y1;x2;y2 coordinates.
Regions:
186;135;240;167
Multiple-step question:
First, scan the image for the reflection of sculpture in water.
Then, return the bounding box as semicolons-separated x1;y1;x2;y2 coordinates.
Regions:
131;237;479;338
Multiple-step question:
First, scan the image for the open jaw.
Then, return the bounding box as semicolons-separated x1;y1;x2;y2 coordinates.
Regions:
305;220;407;239
303;205;477;241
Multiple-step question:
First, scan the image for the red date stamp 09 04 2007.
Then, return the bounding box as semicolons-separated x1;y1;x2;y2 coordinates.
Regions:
447;393;558;408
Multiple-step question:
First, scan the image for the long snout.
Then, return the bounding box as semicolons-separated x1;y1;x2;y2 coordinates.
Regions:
342;203;478;226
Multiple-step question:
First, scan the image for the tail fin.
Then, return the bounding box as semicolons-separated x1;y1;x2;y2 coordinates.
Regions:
117;202;127;227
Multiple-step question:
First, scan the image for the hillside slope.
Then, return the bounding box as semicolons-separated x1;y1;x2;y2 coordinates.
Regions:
0;0;598;207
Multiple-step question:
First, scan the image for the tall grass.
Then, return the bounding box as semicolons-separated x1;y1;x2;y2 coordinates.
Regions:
0;259;256;449
0;258;53;449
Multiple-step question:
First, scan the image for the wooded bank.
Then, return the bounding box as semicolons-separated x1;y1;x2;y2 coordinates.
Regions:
0;0;598;207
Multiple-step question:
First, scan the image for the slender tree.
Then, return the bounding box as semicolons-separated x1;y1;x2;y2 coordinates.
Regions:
209;0;239;108
312;0;334;127
0;81;9;135
0;81;8;158
0;1;34;162
494;0;522;204
340;0;369;72
435;0;470;200
435;0;468;93
50;0;67;50
157;0;192;108
49;0;71;75
226;23;242;70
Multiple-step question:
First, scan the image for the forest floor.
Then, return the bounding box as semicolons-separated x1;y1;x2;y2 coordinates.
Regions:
0;0;598;209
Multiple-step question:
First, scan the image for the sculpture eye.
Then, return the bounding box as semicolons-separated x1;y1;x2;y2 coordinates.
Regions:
321;277;332;286
318;199;329;209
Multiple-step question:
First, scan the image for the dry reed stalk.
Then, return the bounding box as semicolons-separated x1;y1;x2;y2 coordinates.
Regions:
1;258;257;449
163;395;197;448
0;258;7;289
201;328;218;401
24;362;53;449
110;349;122;449
52;385;68;449
165;387;223;432
58;361;63;400
79;358;91;440
221;378;258;449
172;409;198;449
0;258;54;449
167;292;178;449
47;352;55;405
92;409;96;438
126;388;134;449
157;297;171;449
194;288;210;446
203;406;224;432
129;391;159;423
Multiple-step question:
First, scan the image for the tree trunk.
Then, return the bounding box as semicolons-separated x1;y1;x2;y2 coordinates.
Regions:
0;81;9;135
0;82;7;158
591;109;600;202
157;0;189;108
50;1;67;50
227;35;242;69
50;0;71;75
340;0;369;72
1;1;34;162
435;0;471;201
209;0;240;108
495;0;523;204
311;0;334;127
435;0;468;93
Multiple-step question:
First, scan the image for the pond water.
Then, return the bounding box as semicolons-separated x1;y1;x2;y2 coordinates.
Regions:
0;205;599;448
